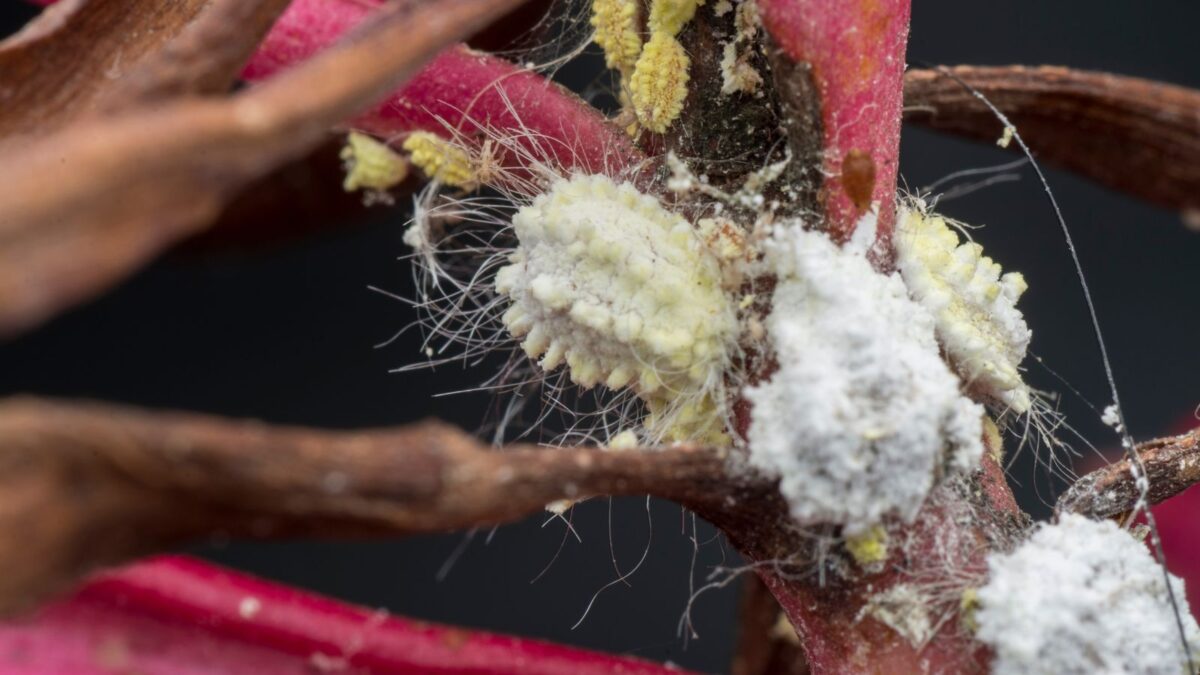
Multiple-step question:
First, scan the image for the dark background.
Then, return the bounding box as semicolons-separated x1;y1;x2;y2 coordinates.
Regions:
3;2;1198;672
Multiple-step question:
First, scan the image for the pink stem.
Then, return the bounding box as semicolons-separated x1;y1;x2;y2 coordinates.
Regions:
757;0;911;244
0;555;690;675
244;0;642;177
739;5;1003;670
746;454;1012;673
26;0;642;177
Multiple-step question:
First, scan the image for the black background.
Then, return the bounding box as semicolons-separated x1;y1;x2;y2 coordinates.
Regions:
2;2;1198;672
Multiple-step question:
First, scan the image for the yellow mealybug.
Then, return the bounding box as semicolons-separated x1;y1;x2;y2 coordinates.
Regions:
591;0;642;73
608;429;641;449
960;588;981;633
648;0;704;36
402;131;477;188
340;131;408;193
845;525;890;568
495;174;737;444
629;32;690;133
894;205;1033;413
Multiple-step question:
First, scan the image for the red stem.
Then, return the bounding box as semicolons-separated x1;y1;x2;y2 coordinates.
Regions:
243;0;643;176
742;454;1014;673
0;555;690;675
26;0;643;177
757;0;911;244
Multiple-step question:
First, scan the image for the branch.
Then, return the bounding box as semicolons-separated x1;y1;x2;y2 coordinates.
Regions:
0;0;526;338
5;555;689;675
757;0;911;243
8;0;290;122
95;0;295;107
903;65;1200;214
1056;428;1200;519
0;396;748;616
0;402;1022;673
0;0;210;136
242;0;643;176
738;451;1023;674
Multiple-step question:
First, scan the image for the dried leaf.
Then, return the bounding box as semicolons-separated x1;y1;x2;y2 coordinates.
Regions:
0;0;527;338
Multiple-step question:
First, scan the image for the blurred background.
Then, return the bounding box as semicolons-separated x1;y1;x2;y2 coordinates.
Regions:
2;1;1198;671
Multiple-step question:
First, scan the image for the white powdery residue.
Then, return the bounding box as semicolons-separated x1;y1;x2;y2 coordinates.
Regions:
858;583;934;648
238;596;262;620
744;219;985;533
718;1;763;96
1101;403;1125;432
977;513;1200;675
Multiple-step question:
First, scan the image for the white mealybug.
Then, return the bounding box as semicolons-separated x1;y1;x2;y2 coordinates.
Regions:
744;216;985;534
893;203;1033;414
494;173;739;444
976;514;1200;675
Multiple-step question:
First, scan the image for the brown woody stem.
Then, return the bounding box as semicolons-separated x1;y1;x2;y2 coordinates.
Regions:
1057;428;1200;519
904;65;1200;214
0;0;527;338
96;0;295;107
0;0;211;136
0;396;757;616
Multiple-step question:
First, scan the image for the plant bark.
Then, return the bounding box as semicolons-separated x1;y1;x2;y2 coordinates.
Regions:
0;396;754;616
1057;428;1200;520
904;65;1200;216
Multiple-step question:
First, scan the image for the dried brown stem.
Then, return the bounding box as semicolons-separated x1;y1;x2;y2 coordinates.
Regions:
0;0;209;136
95;0;296;108
0;0;525;339
1056;428;1200;519
0;396;756;617
904;65;1200;214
